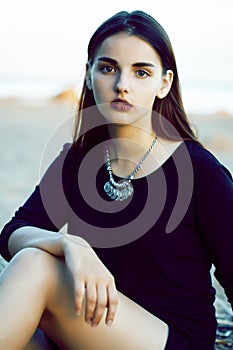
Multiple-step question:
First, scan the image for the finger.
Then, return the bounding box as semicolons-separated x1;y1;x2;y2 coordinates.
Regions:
91;283;107;327
85;280;97;324
105;283;118;326
74;281;85;315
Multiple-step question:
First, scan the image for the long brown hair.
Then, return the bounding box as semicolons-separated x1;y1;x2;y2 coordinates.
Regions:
73;10;199;148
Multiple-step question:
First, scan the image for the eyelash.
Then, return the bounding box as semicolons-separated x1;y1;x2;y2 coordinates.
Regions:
135;69;150;78
99;65;151;78
99;65;116;74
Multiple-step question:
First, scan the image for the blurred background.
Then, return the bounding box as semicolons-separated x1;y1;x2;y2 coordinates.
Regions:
0;0;233;338
0;0;233;233
1;0;233;228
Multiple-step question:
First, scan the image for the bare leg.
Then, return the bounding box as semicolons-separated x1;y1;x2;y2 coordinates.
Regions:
0;248;168;350
0;249;53;349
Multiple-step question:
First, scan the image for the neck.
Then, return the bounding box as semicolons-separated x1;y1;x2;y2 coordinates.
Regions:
108;124;156;160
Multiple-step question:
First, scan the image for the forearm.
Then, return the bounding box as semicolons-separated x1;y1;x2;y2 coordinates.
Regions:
8;226;67;258
8;226;117;327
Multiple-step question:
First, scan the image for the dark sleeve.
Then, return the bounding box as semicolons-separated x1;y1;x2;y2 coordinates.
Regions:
194;146;233;306
0;143;73;261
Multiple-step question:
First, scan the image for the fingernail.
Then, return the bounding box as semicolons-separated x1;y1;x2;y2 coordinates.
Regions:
107;320;113;326
91;323;98;328
76;309;81;316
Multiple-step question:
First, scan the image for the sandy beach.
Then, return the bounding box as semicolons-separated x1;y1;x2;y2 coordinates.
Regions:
0;98;75;227
0;97;232;228
0;97;233;258
0;97;233;348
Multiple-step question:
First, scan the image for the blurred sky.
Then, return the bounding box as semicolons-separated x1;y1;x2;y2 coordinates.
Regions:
0;0;233;111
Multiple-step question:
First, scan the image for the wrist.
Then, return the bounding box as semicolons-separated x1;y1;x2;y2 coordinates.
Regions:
63;234;91;253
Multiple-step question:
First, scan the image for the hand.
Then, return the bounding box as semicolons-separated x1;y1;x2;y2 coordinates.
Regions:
63;234;118;327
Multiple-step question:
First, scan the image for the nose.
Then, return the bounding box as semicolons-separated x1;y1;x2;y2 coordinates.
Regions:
115;73;130;94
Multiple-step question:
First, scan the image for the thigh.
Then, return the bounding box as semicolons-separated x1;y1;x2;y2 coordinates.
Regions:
39;254;168;350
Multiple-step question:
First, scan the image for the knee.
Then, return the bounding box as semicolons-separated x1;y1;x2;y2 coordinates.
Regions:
12;247;48;264
11;248;56;282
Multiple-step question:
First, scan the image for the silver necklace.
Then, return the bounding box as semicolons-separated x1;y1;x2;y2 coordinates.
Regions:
104;134;158;201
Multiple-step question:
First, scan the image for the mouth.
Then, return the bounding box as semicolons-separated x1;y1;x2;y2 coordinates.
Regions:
110;98;132;111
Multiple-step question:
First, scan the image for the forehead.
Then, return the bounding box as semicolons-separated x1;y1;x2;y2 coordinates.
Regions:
94;32;161;64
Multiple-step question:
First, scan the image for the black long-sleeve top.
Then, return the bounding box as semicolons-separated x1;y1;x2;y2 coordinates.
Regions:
1;140;233;349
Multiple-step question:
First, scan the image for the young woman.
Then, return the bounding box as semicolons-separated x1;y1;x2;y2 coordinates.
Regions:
0;10;233;350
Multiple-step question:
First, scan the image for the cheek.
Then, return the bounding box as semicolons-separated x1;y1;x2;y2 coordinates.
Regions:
140;88;158;108
92;79;110;102
92;84;103;104
137;78;161;101
148;80;162;101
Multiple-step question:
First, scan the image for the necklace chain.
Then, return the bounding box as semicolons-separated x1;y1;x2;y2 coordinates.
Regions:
104;134;158;201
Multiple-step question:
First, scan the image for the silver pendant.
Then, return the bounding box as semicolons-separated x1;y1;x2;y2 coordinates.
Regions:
104;179;134;201
103;134;158;202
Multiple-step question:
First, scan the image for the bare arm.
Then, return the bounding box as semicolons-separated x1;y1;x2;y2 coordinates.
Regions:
8;227;118;327
8;226;67;258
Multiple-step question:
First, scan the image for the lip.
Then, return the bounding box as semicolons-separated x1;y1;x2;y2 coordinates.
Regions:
111;98;133;111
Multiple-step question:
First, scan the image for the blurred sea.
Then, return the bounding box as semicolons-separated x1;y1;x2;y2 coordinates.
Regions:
0;75;233;226
0;77;233;114
0;81;233;340
0;76;233;225
0;96;232;228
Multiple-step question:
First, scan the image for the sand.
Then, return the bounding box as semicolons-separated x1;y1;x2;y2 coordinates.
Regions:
0;97;233;261
1;97;232;228
0;98;233;349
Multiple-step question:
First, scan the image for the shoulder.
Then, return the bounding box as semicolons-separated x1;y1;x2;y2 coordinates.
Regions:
40;142;84;180
58;141;85;163
184;140;232;182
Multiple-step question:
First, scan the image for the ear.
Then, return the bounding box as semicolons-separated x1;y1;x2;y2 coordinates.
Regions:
157;70;173;99
85;63;92;90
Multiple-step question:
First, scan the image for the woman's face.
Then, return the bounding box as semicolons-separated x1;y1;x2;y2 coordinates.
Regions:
87;32;173;128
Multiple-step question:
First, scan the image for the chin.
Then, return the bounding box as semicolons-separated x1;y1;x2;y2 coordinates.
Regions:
103;116;136;127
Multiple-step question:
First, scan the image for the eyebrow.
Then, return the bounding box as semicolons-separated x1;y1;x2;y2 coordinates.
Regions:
97;56;155;68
